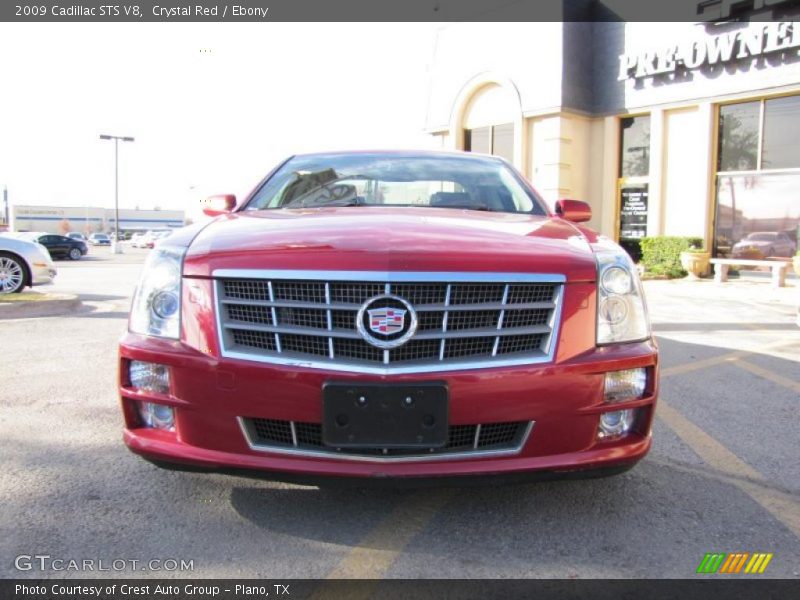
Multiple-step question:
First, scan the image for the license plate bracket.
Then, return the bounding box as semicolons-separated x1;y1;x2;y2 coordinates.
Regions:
322;382;448;449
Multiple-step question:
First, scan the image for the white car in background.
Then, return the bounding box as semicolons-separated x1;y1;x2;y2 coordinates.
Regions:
0;234;57;293
150;230;173;248
130;232;148;248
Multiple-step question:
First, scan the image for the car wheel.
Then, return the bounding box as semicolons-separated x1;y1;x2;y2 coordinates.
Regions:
0;252;27;294
69;248;82;260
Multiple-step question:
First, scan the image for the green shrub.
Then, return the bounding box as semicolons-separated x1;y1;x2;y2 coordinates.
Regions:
639;236;704;279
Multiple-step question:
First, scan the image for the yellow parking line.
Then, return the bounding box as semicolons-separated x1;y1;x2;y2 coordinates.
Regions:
657;400;800;539
660;351;746;378
734;359;800;395
312;488;454;597
660;339;798;379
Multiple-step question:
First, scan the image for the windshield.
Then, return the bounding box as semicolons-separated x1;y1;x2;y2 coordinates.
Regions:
746;233;776;241
244;153;547;215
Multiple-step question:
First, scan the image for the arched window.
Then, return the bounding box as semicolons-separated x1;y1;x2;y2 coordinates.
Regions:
461;84;516;163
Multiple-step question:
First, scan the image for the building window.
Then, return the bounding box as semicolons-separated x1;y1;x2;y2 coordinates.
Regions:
718;102;759;171
464;123;514;163
619;116;650;178
714;96;800;259
762;95;800;169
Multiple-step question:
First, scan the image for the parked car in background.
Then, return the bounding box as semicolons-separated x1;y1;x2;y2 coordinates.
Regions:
67;232;88;242
731;231;796;259
132;230;172;249
33;234;88;260
119;150;659;483
0;234;57;293
9;231;48;243
89;233;111;246
149;230;173;248
130;232;148;248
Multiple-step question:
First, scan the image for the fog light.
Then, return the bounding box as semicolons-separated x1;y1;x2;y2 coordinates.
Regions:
137;402;175;431
129;360;170;394
604;368;647;402
598;409;635;438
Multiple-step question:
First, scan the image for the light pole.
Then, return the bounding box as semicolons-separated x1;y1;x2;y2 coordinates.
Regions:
99;134;134;253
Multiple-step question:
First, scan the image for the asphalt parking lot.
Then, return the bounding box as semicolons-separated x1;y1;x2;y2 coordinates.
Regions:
1;248;798;579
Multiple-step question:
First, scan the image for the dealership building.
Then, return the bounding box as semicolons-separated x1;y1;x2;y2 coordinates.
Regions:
426;18;800;259
9;205;186;235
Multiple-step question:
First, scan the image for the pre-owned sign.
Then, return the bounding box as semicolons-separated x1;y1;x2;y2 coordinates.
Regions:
619;22;799;81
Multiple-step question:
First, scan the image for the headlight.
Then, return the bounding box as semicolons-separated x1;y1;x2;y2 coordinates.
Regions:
129;246;185;339
596;251;650;344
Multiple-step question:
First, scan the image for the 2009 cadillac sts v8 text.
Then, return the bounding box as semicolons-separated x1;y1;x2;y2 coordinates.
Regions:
119;151;658;481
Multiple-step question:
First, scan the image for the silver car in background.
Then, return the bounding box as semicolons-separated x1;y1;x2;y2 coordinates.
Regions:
0;234;57;293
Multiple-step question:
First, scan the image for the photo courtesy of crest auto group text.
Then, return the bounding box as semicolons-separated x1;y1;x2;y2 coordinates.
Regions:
1;1;799;598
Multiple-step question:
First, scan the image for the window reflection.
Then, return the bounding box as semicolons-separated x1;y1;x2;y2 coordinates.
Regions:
717;102;759;172
762;96;800;170
464;123;514;163
619;116;650;178
714;172;800;259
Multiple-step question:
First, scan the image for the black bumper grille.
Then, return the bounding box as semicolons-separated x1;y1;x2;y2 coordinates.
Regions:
242;418;530;459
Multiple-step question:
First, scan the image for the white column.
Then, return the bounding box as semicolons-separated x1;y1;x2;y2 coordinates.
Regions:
648;108;664;237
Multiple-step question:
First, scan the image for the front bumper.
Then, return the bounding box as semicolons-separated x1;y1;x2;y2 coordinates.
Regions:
119;333;659;480
31;263;56;285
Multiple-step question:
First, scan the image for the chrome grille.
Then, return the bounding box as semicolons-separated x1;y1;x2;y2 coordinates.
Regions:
215;271;564;374
241;417;533;461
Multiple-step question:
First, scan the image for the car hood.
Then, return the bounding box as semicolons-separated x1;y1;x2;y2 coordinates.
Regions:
182;207;599;282
733;240;771;248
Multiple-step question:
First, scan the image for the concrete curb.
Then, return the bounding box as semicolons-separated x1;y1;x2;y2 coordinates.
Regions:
0;293;82;319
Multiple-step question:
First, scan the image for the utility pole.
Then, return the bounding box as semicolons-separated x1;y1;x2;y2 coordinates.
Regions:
99;134;135;253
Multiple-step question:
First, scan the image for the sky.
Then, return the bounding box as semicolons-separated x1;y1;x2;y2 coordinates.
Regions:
0;23;442;220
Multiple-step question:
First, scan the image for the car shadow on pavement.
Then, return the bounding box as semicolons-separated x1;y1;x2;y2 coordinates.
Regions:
224;335;799;576
225;458;798;577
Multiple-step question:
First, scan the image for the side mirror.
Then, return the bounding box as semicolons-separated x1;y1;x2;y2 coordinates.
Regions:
555;199;592;223
202;194;237;217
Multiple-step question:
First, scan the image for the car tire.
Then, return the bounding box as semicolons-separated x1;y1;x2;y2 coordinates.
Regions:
69;248;82;260
0;252;28;294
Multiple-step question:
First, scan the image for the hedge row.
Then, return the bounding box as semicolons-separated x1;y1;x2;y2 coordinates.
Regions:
639;236;703;278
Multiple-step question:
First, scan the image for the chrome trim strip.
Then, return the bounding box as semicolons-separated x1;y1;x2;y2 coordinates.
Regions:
545;283;564;355
267;281;281;353
214;269;567;284
220;298;556;312
440;284;451;361
219;350;552;374
492;284;510;357
237;418;535;464
473;424;482;449
222;321;551;340
289;421;298;447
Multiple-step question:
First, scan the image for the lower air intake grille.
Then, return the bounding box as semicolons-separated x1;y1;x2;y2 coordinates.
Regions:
242;418;532;460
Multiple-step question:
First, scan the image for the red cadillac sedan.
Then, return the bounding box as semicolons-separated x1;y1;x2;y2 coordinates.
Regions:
119;151;658;482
